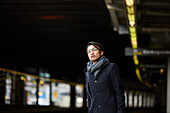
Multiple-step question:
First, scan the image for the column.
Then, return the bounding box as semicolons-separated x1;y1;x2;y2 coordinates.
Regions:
0;72;5;105
83;87;87;108
167;57;170;113
70;85;75;108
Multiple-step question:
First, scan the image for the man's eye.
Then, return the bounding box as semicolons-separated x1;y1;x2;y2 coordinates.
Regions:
93;48;97;51
88;50;91;53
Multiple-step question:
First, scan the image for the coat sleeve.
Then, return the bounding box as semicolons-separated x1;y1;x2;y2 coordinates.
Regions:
85;72;91;111
111;63;126;113
87;90;91;110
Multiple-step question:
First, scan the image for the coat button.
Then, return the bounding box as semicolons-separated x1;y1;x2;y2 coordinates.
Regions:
95;80;97;83
98;105;101;108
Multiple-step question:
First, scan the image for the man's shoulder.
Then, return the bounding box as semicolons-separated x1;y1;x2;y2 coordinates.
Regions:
107;63;119;69
108;62;117;67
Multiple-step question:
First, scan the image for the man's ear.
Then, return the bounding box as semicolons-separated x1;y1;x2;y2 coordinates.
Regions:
101;51;104;55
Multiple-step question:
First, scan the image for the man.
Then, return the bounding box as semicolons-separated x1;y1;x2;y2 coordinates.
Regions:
84;41;125;113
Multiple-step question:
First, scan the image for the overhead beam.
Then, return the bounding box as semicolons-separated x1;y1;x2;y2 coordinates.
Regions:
141;0;170;6
142;27;170;32
104;0;124;31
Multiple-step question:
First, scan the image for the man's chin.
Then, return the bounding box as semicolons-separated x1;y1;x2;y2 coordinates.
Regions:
90;59;96;61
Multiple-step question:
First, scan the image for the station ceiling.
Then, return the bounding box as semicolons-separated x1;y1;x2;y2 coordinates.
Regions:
0;0;170;86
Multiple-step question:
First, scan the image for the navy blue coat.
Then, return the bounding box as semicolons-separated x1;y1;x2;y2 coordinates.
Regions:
85;63;125;113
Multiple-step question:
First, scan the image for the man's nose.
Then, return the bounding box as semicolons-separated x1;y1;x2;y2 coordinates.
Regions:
90;51;94;54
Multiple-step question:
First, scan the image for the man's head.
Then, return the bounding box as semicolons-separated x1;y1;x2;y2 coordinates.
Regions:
86;41;104;64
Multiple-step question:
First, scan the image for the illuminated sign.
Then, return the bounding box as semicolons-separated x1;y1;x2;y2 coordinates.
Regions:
125;47;170;56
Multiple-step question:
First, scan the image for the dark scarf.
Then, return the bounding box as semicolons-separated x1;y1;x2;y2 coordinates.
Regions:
86;56;110;77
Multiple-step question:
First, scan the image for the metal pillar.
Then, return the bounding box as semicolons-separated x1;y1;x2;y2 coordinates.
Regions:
0;72;5;105
70;85;75;108
167;57;170;113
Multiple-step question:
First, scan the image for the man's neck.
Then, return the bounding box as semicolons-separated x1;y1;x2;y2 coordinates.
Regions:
92;61;97;64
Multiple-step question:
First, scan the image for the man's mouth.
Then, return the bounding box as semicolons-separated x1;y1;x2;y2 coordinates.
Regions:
91;55;95;58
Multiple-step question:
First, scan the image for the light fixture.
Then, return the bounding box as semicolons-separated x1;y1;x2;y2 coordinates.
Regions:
39;80;44;84
130;32;137;37
131;37;137;41
132;44;138;48
125;0;134;6
124;0;152;88
160;68;164;74
129;27;136;32
135;68;143;82
127;6;134;14
129;21;135;27
133;55;139;65
131;40;137;45
128;14;135;21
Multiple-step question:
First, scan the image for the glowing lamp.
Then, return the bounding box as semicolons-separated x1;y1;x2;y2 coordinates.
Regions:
125;0;134;6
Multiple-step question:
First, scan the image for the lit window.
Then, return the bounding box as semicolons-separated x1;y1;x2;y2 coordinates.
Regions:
75;85;84;108
128;91;133;107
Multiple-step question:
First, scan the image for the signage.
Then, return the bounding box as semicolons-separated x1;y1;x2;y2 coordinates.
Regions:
125;47;170;56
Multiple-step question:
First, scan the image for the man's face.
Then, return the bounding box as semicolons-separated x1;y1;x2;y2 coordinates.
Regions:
87;45;103;64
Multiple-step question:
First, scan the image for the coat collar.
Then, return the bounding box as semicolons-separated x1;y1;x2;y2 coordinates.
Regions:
95;62;110;80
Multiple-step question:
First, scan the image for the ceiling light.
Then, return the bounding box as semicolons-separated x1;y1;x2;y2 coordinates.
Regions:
131;40;137;45
133;55;139;63
127;6;134;14
135;68;143;82
128;14;135;21
129;27;136;32
132;44;138;48
130;32;137;37
131;37;137;41
125;0;134;6
129;21;135;27
160;68;164;74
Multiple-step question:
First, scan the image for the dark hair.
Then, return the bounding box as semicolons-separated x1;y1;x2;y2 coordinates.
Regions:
86;41;104;51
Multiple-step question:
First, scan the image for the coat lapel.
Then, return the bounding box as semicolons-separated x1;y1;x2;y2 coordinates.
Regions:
86;72;92;98
95;63;110;80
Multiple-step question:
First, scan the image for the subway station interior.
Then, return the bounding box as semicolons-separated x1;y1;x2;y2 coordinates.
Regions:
0;0;170;113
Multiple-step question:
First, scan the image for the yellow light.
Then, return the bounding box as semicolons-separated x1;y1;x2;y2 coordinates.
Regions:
135;68;143;82
54;92;58;98
20;76;26;81
128;14;135;21
125;0;134;6
133;43;138;47
39;80;44;84
129;27;136;32
127;6;135;14
133;57;139;65
130;32;137;37
133;51;142;55
132;44;138;48
131;36;137;41
133;55;138;60
32;80;36;84
129;21;135;27
132;40;137;44
5;96;8;100
160;68;164;74
38;92;43;96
